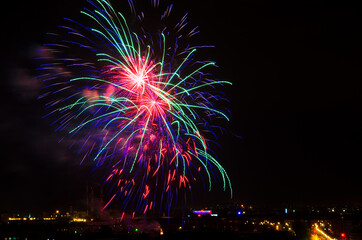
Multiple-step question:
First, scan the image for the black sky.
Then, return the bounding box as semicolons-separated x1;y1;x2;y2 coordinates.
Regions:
1;0;362;214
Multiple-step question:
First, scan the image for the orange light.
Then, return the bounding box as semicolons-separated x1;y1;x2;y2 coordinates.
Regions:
341;233;346;238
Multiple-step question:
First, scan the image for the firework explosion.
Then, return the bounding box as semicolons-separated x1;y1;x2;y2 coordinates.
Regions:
39;0;232;217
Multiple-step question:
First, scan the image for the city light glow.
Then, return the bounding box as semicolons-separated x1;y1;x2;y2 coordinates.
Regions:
71;218;87;222
192;210;212;215
314;223;337;240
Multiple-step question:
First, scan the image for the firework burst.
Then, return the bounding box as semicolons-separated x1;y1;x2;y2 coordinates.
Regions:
39;0;232;217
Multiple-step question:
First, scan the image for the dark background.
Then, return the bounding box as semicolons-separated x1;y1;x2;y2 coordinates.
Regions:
1;0;362;214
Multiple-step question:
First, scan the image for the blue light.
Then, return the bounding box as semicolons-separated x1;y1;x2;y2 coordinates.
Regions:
237;211;242;215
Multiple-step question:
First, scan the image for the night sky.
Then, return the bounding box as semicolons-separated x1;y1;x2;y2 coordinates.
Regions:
1;0;362;214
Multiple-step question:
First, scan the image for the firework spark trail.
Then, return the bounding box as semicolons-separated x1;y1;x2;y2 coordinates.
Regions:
39;0;232;217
